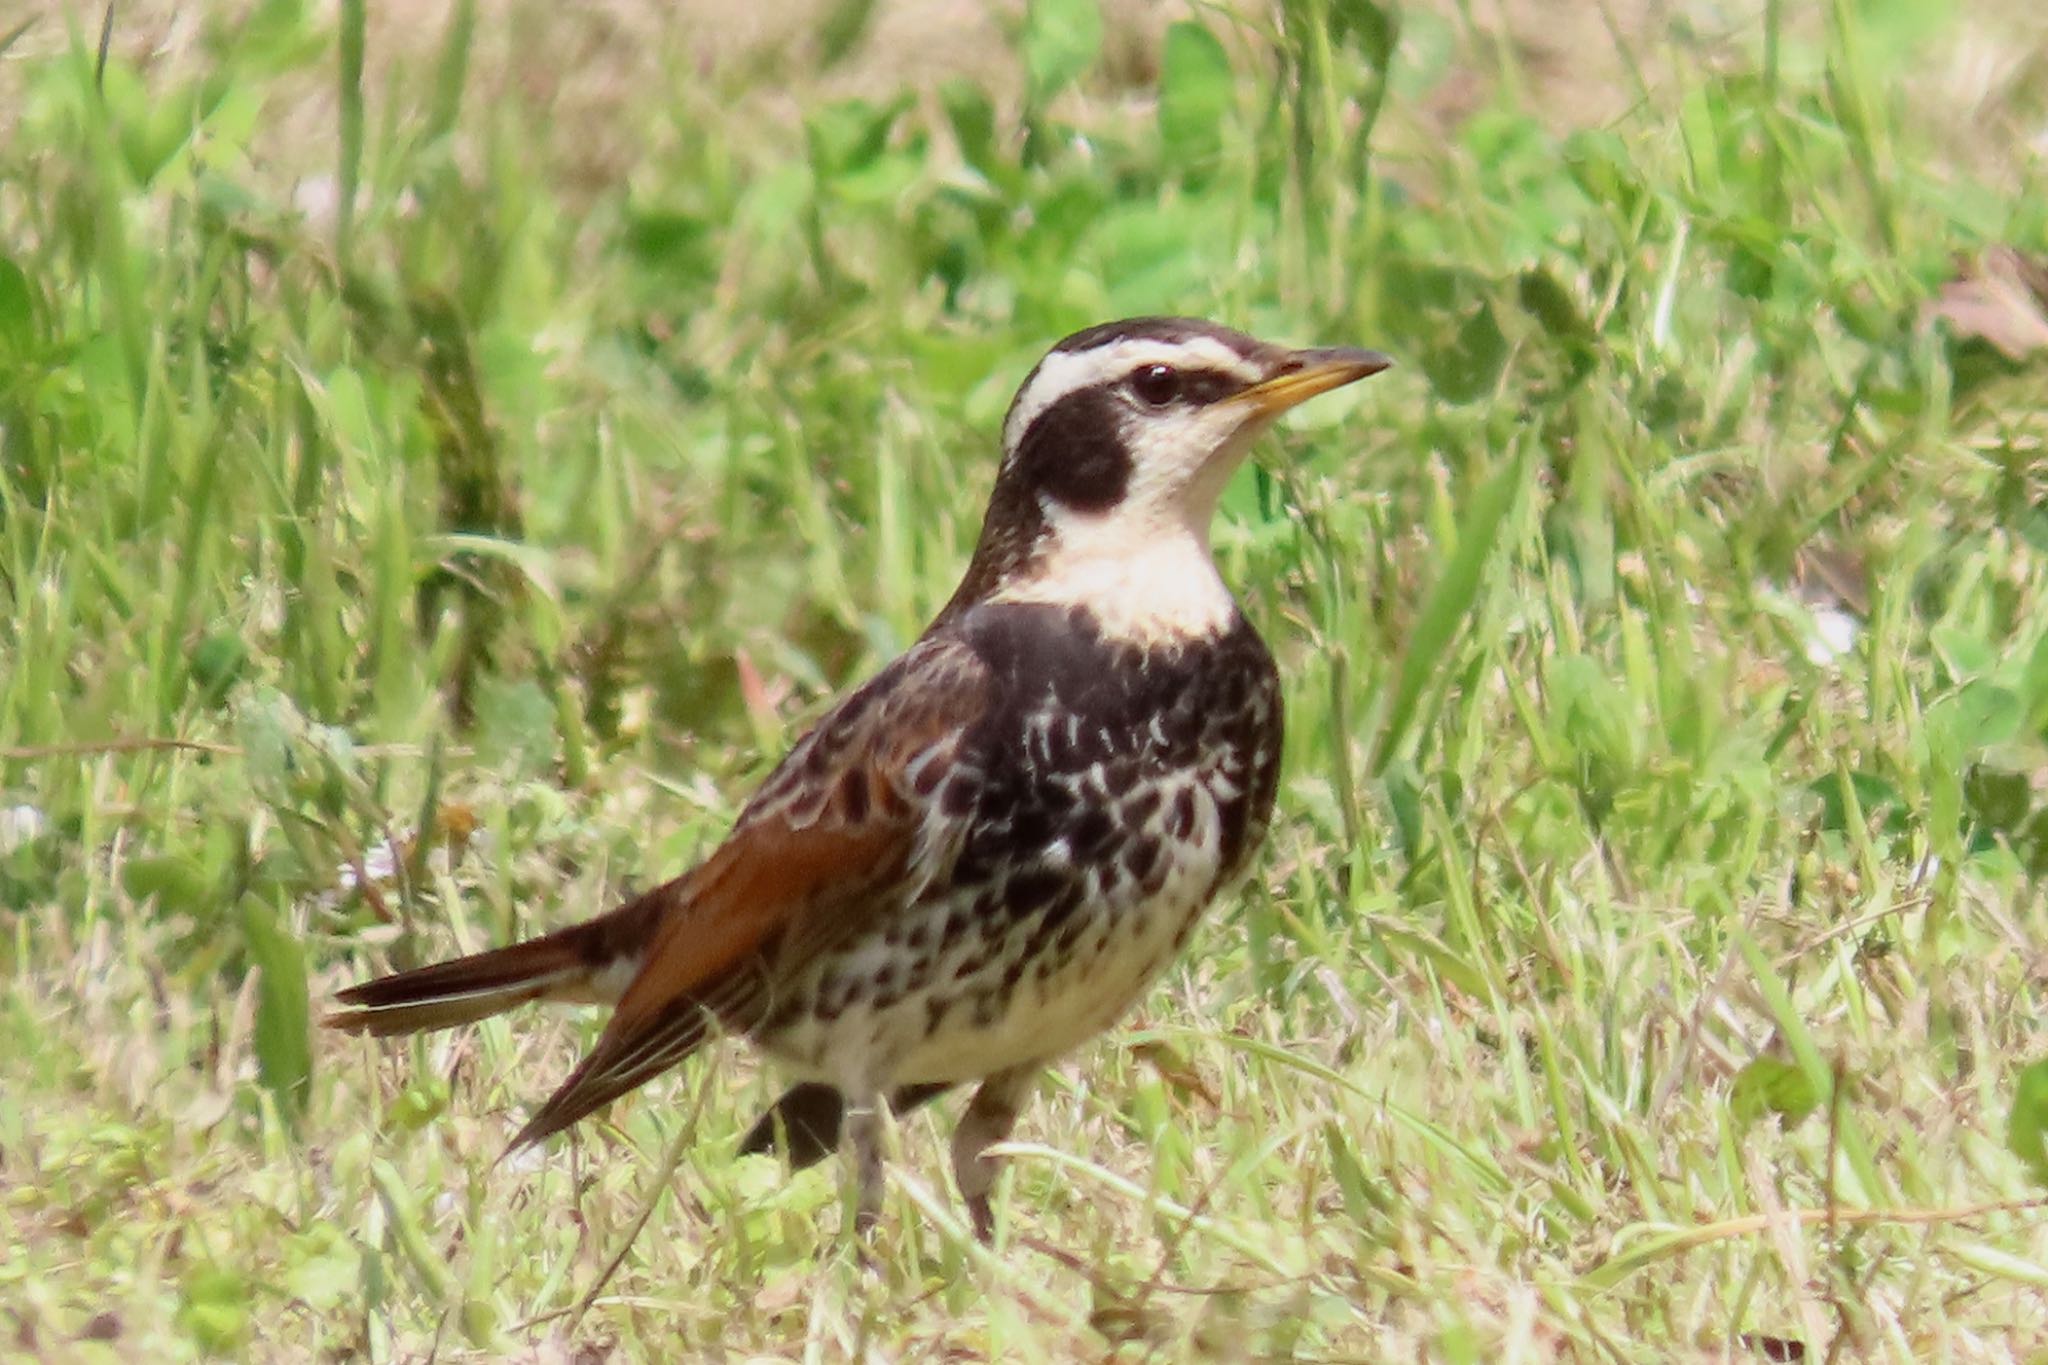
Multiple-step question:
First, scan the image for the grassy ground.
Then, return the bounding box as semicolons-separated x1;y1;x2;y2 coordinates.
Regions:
5;0;2048;1358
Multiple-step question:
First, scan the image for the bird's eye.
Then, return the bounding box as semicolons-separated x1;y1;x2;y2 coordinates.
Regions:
1128;364;1181;407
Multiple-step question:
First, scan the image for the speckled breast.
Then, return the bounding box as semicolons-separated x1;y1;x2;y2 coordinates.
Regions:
765;601;1283;1084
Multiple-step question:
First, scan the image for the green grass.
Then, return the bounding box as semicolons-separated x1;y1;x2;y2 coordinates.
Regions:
5;0;2048;1357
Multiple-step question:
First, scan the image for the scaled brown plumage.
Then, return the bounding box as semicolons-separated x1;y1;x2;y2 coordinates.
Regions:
328;318;1390;1239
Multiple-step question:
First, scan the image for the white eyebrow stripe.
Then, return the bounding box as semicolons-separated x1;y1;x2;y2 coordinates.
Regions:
1001;336;1261;454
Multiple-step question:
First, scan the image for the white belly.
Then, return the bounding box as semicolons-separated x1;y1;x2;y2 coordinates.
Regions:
763;782;1228;1090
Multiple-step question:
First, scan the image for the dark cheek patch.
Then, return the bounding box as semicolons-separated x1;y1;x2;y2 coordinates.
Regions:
1014;388;1131;513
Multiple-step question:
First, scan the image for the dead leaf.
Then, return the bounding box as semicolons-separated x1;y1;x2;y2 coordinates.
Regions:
733;646;790;732
1929;246;2048;360
1130;1041;1219;1109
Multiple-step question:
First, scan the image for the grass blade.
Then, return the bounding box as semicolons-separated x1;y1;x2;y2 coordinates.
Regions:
1369;435;1530;775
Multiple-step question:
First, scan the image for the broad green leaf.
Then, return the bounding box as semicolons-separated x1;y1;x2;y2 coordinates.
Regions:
1381;262;1513;405
386;1078;451;1134
816;0;879;67
1022;0;1102;101
1930;680;2023;752
470;674;558;776
1427;302;1509;404
2007;1057;2048;1186
1808;768;1906;836
179;1266;252;1352
1546;652;1638;777
941;78;999;179
2023;632;2048;733
243;893;313;1119
0;255;32;351
283;1224;363;1314
1963;764;2031;834
2018;809;2048;879
1730;1056;1822;1129
1518;266;1598;382
121;854;212;915
1931;622;1999;677
623;208;717;286
805;94;914;180
234;687;301;791
234;0;326;75
189;631;249;710
1331;0;1398;69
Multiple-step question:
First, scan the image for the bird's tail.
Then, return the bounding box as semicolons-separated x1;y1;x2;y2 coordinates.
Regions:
324;892;667;1037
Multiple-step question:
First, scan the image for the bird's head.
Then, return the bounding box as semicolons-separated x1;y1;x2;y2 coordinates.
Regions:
949;317;1390;638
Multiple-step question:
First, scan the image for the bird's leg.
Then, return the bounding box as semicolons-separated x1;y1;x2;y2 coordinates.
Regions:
952;1064;1039;1243
842;1090;893;1237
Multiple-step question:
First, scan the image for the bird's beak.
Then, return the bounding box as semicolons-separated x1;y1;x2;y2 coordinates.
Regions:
1229;346;1392;418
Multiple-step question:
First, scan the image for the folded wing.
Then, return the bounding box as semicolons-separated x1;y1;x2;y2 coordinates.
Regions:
507;635;994;1146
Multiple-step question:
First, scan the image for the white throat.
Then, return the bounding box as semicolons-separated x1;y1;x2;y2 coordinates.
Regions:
991;518;1237;643
988;413;1274;644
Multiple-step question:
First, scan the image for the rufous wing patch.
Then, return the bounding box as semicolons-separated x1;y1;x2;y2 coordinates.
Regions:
606;815;911;1037
510;634;997;1145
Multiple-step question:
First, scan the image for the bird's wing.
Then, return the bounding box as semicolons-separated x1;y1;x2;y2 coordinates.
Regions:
511;635;993;1146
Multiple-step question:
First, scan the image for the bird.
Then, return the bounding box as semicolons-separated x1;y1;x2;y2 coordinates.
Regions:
326;317;1390;1241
